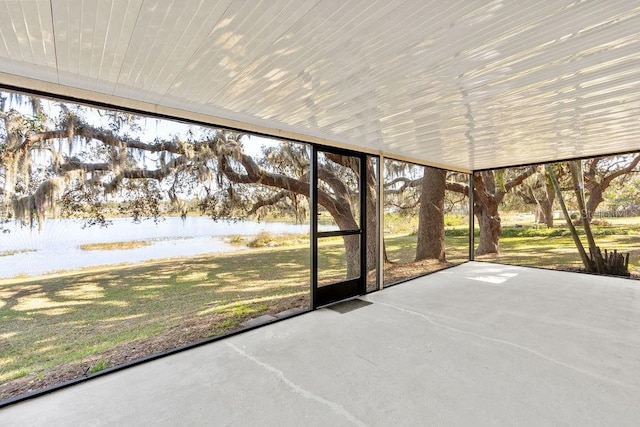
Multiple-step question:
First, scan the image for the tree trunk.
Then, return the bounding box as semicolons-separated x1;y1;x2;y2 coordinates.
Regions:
329;205;360;278
471;168;536;255
585;185;604;223
534;206;543;224
323;156;378;280
541;179;555;227
474;199;501;255
472;171;502;256
538;197;554;227
416;166;446;261
365;157;378;274
569;161;598;254
548;165;594;272
342;234;361;279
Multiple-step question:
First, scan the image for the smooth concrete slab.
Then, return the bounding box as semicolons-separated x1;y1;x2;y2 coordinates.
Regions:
2;262;640;426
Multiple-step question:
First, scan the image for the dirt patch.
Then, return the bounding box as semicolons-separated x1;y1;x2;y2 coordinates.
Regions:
550;265;640;280
384;259;454;285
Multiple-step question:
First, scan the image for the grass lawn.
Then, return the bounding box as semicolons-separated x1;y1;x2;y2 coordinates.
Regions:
476;224;640;275
383;232;469;285
385;233;469;264
2;221;638;401
2;233;437;400
0;243;312;399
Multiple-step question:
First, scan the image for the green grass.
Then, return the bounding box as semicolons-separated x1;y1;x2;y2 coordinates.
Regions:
79;240;151;251
476;223;640;272
87;359;108;374
0;234;381;392
0;245;314;387
2;221;638;399
384;233;469;264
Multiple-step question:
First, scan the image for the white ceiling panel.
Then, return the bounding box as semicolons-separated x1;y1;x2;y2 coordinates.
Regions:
0;0;57;81
53;0;143;92
2;0;640;171
115;0;234;99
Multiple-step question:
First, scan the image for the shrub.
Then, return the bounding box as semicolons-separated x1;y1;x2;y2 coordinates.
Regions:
227;235;246;245
444;214;467;227
444;228;469;237
248;231;276;248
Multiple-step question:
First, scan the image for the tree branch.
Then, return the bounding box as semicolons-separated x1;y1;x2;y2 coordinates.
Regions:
445;181;469;194
324;152;359;174
220;150;356;228
384;176;422;191
318;168;352;204
247;190;289;215
504;166;537;193
59;156;190;181
29;121;228;156
601;154;640;187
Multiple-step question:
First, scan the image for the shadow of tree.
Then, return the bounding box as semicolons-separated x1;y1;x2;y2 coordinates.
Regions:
0;245;317;400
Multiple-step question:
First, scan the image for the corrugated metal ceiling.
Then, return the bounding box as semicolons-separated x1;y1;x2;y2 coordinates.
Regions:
1;0;640;171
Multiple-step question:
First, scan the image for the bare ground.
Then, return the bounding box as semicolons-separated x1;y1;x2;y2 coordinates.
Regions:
384;259;455;285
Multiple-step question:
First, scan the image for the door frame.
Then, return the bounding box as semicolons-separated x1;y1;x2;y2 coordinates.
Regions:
310;145;367;309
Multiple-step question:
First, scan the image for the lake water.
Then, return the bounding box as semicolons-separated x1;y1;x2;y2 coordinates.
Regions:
0;217;311;278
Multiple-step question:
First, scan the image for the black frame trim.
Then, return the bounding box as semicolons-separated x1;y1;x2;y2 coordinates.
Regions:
311;145;367;309
318;229;361;238
469;173;475;260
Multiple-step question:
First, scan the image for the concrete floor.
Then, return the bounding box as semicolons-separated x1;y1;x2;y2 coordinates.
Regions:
2;262;640;426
